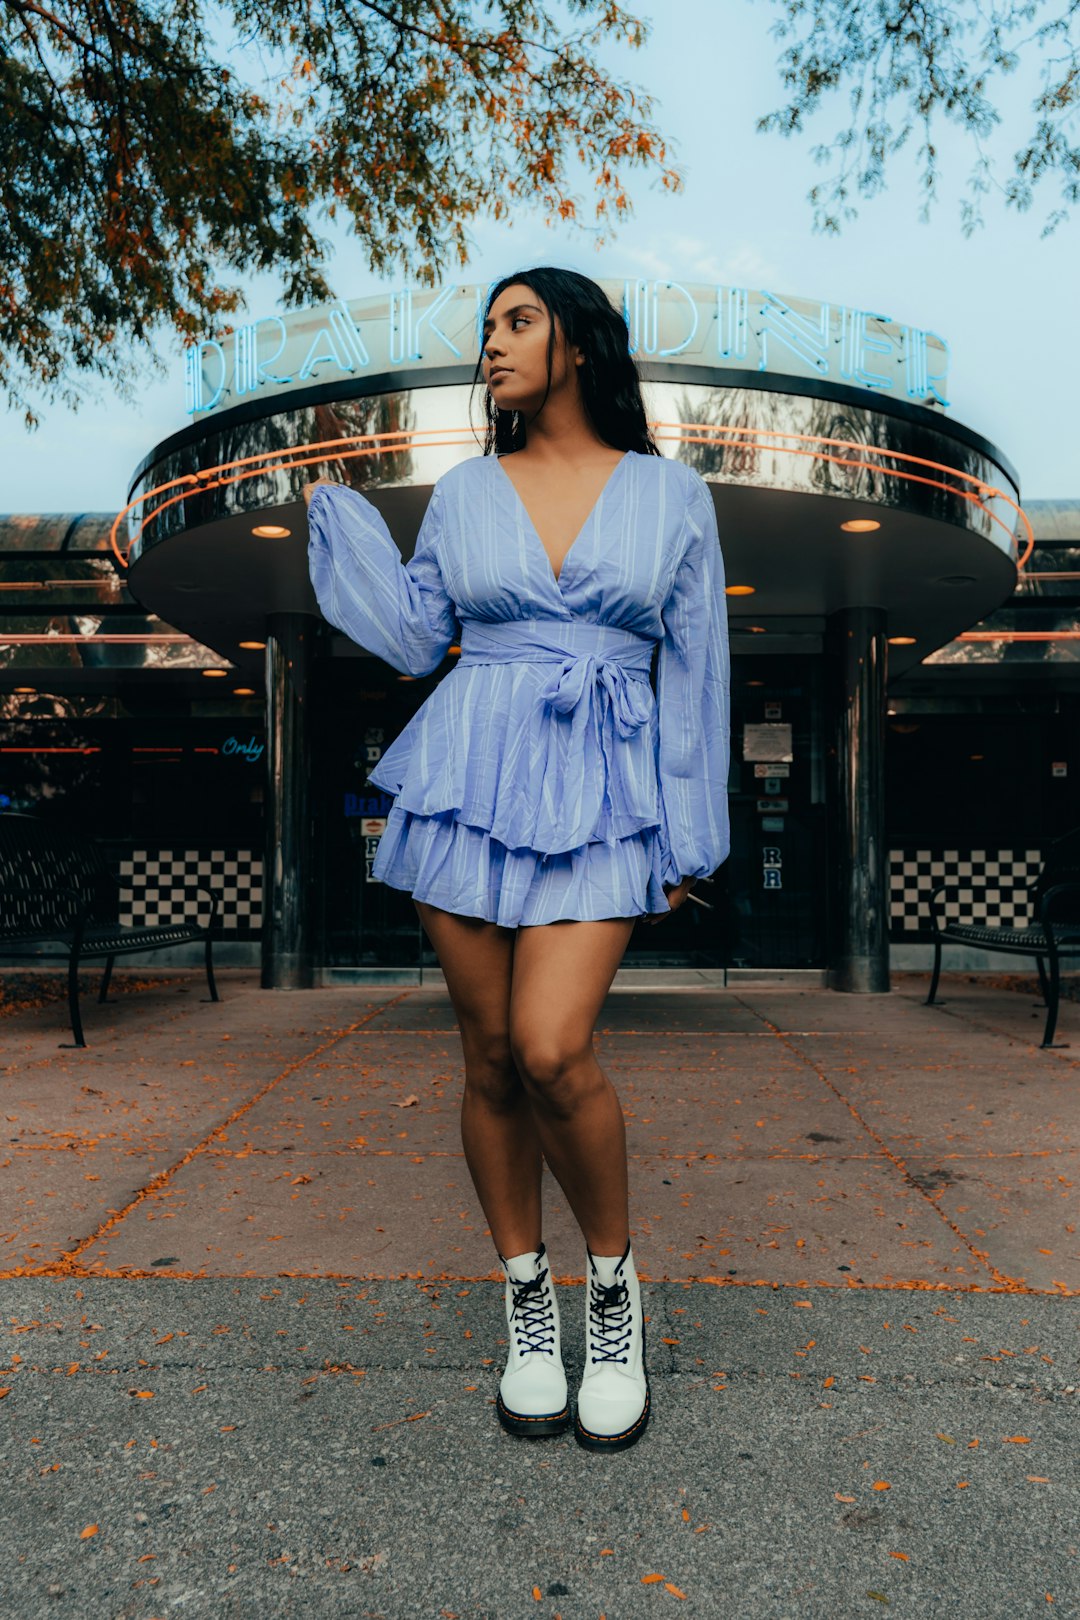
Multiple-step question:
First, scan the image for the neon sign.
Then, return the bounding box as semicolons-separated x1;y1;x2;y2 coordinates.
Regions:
184;279;950;418
221;734;264;763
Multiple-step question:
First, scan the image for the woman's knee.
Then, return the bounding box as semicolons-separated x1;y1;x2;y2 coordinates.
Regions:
461;1025;523;1107
509;1027;597;1109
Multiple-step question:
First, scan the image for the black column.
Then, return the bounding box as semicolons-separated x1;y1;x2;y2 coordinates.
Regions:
826;606;890;993
261;613;319;988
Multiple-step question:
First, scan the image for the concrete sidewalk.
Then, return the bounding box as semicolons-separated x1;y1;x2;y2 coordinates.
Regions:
0;971;1077;1617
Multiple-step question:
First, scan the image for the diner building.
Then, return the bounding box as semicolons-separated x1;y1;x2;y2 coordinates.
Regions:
2;277;1074;991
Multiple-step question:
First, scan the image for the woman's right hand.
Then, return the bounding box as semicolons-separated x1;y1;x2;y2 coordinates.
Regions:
303;475;339;507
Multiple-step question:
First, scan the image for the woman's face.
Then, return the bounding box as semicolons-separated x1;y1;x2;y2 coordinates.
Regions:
481;282;582;419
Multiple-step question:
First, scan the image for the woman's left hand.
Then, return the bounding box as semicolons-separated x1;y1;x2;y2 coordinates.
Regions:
648;877;696;923
303;474;339;507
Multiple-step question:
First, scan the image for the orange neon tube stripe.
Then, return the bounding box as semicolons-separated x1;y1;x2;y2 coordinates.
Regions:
0;746;222;754
107;426;475;565
110;423;1034;571
651;419;1013;500
111;437;482;566
650;423;1032;565
957;630;1080;641
0;633;196;643
657;432;1022;558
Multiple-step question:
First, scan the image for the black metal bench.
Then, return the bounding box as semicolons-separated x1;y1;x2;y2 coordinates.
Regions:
0;813;222;1048
926;828;1080;1047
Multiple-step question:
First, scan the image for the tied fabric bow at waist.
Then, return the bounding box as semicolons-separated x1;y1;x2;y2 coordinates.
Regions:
456;620;654;739
452;618;660;856
363;618;664;858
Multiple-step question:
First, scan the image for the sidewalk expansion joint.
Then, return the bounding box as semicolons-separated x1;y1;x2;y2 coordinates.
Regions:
8;991;416;1281
731;996;1045;1296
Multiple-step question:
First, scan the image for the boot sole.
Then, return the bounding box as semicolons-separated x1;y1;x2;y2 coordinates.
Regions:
496;1392;572;1438
573;1381;650;1452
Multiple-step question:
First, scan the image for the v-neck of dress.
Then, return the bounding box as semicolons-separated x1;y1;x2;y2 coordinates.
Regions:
494;450;632;590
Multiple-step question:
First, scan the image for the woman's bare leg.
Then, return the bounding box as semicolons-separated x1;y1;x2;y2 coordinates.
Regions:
508;918;637;1256
414;899;543;1258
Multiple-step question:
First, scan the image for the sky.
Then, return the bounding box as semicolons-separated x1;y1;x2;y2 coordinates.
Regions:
2;0;1077;513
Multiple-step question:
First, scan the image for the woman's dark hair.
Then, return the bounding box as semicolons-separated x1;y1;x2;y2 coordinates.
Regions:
473;266;660;457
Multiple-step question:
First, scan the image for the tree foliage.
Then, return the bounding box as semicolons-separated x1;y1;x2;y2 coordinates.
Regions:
757;0;1080;237
0;0;678;422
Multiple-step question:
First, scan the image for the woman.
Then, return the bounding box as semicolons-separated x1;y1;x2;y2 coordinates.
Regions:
305;266;730;1453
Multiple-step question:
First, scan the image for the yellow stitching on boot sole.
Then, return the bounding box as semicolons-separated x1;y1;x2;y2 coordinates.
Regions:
575;1387;651;1444
498;1398;570;1424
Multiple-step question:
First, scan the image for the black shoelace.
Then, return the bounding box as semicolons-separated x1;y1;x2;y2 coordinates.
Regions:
508;1266;556;1356
588;1276;633;1364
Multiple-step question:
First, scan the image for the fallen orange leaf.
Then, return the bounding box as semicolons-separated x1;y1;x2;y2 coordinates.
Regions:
665;1584;687;1599
80;1525;98;1539
1002;1435;1032;1444
888;1551;910;1562
872;1481;891;1491
641;1574;665;1584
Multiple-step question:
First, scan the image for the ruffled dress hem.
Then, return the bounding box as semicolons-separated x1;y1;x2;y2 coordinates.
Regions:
371;804;673;928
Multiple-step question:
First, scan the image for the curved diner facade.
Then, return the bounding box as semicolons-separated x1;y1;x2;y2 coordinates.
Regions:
4;277;1036;991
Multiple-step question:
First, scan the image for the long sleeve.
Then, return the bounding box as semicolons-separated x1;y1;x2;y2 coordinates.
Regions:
306;481;460;677
654;472;731;888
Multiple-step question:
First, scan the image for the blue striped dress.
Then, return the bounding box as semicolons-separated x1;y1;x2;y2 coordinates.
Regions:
306;450;730;928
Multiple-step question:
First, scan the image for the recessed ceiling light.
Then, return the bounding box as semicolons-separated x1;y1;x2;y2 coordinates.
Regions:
888;636;917;645
747;625;767;633
13;687;36;694
841;519;881;533
970;754;985;760
725;584;756;596
202;669;229;678
746;679;764;686
233;688;256;696
238;641;266;650
252;524;291;538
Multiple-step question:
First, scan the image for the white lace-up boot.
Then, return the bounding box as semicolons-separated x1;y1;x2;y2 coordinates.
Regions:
495;1242;570;1437
574;1237;650;1451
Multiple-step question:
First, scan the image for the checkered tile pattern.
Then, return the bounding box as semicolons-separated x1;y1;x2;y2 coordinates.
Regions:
889;848;1042;933
117;849;262;933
